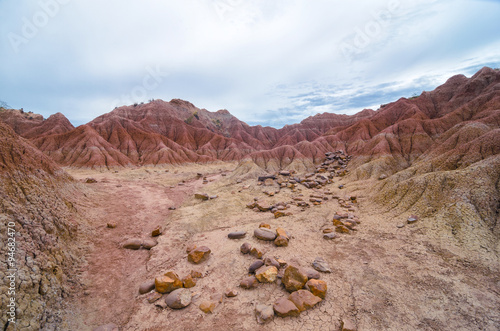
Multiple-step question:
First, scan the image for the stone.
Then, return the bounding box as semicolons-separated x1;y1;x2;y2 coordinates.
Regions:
182;275;196;288
250;247;264;259
323;228;334;233
255;202;272;212
141;239;158;250
139;279;156;294
186;244;197;253
190;270;203;278
122;238;142;250
155;272;183;294
264;178;274;186
93;323;119;331
276;228;289;239
165;288;192;309
254;228;277;241
228;231;246;239
225;288;238;297
273;297;300;317
302;267;320;280
279;171;291;176
274;235;289;247
306;279;327;299
240;276;259;289
240;242;252;254
151;226;162;237
288;290;322;312
259;222;271;229
249;260;264;273
378;174;388;180
85;177;97;184
107;223;117;229
264;257;280;269
335;225;350;234
274;211;286;218
188;246;211;264
199;300;216;313
195;193;209;200
397;223;405;228
323;233;337;240
146;291;163;303
312;257;332;273
407;215;418;224
341;319;357;331
282;265;308;292
255;266;278;283
256;304;274;324
168;206;176;210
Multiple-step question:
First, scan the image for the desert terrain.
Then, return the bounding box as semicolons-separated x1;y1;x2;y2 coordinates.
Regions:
1;67;499;330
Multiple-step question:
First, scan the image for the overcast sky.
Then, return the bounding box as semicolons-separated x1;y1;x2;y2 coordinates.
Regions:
1;0;499;127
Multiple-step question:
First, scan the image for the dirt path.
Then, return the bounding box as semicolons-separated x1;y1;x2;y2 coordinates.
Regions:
64;169;209;330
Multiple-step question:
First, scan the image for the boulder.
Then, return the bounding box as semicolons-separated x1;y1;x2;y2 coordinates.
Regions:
249;260;264;273
323;233;337;240
273;297;300;317
228;231;246;239
255;266;278;283
182;274;196;288
306;279;327;299
302;267;320;280
141;239;158;250
274;235;289;247
250;247;264;259
155;272;183;294
288;290;322;312
165;288;192;309
151;226;162;237
195;193;209;200
282;265;308;292
254;228;277;241
122;238;142;250
188;246;211;264
407;215;418;224
240;276;259;289
138;279;156;294
199;300;216;313
240;242;252;254
225;288;238;297
312;257;332;273
255;304;274;324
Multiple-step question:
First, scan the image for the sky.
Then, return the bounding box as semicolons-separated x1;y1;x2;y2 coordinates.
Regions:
1;0;499;128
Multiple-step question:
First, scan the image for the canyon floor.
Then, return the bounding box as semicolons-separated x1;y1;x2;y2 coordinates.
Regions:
60;163;500;331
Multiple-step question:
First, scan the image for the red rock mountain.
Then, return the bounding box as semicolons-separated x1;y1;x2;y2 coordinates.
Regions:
1;67;499;175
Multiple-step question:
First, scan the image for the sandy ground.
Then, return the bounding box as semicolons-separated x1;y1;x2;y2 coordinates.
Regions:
61;163;500;331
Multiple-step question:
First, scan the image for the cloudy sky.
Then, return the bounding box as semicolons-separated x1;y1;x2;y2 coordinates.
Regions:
1;0;499;127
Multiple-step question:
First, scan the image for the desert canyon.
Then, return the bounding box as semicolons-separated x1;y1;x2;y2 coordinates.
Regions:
1;67;499;330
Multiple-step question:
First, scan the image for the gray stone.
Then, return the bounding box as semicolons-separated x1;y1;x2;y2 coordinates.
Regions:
228;231;247;239
139;279;156;294
165;288;192;309
141;239;158;250
254;228;277;241
249;260;264;273
312;257;332;273
323;233;337;240
255;304;274;324
122;238;142;250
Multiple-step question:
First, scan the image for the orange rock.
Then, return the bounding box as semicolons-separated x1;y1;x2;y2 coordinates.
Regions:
335;225;350;234
155;272;182;294
282;265;308;292
288;289;322;312
259;223;271;229
187;246;211;264
306;279;327;299
199;300;216;313
182;275;196;288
